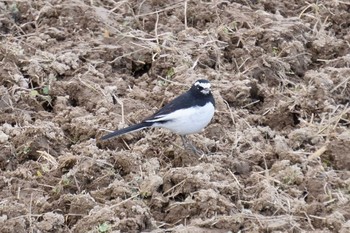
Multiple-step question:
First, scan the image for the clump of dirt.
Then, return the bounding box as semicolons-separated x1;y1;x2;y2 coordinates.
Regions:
1;0;350;232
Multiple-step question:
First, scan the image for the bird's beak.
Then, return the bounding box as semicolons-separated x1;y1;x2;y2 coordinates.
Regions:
202;88;210;94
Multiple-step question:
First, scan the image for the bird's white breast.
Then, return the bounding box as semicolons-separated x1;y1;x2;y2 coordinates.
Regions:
151;102;215;135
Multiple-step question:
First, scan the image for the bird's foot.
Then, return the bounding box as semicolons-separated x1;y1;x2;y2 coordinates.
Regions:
181;135;204;156
185;142;203;155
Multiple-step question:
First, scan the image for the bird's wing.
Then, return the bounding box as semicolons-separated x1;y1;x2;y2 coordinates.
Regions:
143;91;195;123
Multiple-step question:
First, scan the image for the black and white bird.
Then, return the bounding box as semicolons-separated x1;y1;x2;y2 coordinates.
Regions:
101;79;215;153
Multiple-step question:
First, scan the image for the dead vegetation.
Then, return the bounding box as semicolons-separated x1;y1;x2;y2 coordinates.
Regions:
0;0;350;232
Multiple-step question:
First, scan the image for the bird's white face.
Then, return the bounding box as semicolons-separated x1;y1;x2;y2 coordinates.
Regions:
194;81;211;95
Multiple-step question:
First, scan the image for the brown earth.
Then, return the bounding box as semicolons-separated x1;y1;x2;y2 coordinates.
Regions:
1;0;350;232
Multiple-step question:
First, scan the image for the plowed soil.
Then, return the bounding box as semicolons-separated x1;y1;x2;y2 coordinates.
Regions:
1;0;350;232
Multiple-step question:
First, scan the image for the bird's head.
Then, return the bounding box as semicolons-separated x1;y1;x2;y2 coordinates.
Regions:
193;79;212;95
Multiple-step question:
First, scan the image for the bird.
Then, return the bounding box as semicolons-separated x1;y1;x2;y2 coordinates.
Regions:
101;79;215;154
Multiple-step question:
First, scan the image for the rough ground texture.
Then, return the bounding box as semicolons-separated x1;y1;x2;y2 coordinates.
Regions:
1;0;350;232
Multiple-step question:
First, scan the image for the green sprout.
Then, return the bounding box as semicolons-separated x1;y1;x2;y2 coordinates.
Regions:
98;222;110;233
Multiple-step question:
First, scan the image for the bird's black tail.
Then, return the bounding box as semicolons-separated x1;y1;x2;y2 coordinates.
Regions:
100;121;153;140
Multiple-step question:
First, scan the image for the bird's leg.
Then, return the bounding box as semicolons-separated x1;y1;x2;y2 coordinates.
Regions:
180;135;203;155
180;135;188;149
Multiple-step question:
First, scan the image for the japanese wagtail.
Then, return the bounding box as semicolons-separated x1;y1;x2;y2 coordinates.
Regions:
101;79;215;154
